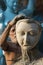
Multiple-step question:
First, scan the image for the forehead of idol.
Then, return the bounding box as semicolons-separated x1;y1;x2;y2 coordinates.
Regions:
16;19;39;33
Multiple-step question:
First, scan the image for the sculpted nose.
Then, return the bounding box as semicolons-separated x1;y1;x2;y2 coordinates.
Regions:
24;32;29;45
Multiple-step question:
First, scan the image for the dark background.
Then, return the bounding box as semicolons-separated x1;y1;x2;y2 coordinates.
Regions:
0;0;6;11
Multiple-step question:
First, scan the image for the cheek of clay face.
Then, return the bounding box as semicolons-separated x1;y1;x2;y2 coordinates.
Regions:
16;20;41;50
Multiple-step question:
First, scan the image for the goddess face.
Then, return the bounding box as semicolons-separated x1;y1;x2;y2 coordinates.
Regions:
16;19;41;50
6;0;28;13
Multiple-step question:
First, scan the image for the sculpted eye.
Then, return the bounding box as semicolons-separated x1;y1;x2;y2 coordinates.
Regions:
30;31;37;36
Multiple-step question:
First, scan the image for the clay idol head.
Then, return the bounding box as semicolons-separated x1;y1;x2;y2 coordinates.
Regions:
16;19;42;50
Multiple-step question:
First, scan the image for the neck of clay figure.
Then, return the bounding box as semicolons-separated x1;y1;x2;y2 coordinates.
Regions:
21;48;30;64
21;46;39;65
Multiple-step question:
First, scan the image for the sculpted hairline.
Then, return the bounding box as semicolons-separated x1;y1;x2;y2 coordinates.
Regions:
16;19;42;32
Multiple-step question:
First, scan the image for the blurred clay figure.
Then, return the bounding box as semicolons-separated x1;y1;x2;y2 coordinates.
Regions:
0;47;6;65
0;6;6;65
4;0;35;25
33;0;43;23
33;0;43;53
0;8;5;34
19;0;36;17
12;18;43;65
4;0;28;25
0;0;6;34
0;15;26;65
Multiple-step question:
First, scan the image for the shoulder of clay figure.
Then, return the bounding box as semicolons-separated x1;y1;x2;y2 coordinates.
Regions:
34;57;43;65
